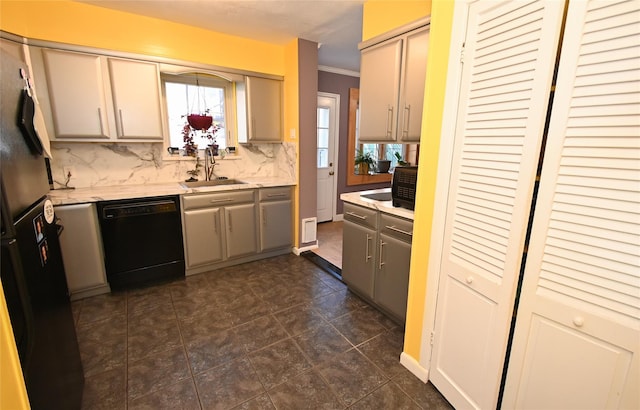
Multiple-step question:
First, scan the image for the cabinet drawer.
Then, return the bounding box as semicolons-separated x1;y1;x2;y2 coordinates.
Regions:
380;213;413;243
259;186;291;201
182;190;255;210
344;203;378;230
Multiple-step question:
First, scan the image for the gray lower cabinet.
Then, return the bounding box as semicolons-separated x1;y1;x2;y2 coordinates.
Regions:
181;190;256;270
55;203;110;300
182;207;224;267
342;202;413;323
342;220;377;299
342;203;379;299
259;187;292;252
225;203;257;259
375;213;413;322
181;186;292;275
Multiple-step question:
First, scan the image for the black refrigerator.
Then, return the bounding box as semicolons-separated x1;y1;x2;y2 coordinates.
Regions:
0;44;84;408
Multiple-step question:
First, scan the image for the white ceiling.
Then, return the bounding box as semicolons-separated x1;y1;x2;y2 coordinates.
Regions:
79;0;365;73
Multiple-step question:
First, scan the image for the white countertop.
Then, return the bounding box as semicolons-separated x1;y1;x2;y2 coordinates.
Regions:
49;177;296;206
340;188;415;221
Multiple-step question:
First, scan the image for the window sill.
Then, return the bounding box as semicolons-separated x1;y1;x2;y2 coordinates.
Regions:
346;172;392;186
163;154;242;161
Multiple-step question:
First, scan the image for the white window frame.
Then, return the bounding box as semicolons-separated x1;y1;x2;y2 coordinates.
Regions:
161;72;235;159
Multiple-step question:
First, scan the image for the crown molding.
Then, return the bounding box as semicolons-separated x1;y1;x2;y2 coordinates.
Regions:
318;65;360;78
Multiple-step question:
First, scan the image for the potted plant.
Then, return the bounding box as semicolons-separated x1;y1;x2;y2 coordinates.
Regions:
376;157;391;173
394;151;410;166
355;149;375;175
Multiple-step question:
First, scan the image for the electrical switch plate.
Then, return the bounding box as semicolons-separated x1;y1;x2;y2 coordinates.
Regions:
290;128;296;139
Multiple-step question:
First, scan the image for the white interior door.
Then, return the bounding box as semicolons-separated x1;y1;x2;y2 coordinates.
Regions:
428;1;564;408
503;1;640;408
317;93;339;223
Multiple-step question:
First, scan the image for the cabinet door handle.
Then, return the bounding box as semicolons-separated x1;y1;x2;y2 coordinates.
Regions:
228;212;233;232
97;108;104;136
214;213;218;234
386;225;413;237
402;105;411;136
379;240;386;269
210;198;233;203
117;109;124;137
263;208;267;225
386;105;394;138
365;234;372;262
267;193;287;198
346;211;366;220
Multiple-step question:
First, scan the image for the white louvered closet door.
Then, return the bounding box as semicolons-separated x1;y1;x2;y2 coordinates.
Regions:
429;1;564;409
503;1;640;408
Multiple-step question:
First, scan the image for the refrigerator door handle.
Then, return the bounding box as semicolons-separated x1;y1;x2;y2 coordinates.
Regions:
55;217;64;236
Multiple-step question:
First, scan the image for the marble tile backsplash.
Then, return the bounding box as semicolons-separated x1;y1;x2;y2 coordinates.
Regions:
49;142;296;189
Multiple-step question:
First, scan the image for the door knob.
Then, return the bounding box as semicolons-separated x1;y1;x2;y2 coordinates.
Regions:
329;171;334;175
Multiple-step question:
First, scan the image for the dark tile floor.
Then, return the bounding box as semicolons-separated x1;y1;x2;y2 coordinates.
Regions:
71;254;452;409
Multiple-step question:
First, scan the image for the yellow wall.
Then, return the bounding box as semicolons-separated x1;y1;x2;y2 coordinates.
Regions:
0;281;29;410
403;0;454;360
0;0;284;75
362;0;454;363
362;0;432;41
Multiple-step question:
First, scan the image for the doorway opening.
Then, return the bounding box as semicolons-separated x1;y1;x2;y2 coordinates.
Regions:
316;92;339;222
309;92;342;277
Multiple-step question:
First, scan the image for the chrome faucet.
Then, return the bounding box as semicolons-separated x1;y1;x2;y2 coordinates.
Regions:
204;147;217;181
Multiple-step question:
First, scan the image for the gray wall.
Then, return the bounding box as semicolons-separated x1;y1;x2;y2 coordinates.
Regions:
298;39;319;248
318;70;391;215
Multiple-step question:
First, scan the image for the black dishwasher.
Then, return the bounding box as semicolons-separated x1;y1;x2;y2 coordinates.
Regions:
97;195;185;290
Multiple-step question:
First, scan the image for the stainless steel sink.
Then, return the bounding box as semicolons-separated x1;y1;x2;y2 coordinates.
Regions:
180;179;246;188
360;192;392;201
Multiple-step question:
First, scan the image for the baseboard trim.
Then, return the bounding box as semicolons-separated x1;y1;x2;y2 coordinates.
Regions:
70;284;111;301
292;244;318;255
400;352;429;383
333;213;344;221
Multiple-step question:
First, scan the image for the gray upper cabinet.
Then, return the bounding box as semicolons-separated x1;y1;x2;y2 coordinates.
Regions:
237;76;283;143
398;27;429;142
358;24;429;143
107;58;164;140
33;48;164;142
39;49;111;139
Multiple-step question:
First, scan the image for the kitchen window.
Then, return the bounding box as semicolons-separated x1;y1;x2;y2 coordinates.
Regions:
162;73;234;154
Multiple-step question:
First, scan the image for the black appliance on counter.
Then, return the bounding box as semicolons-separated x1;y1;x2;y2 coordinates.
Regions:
0;45;84;408
392;166;418;210
97;196;185;290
